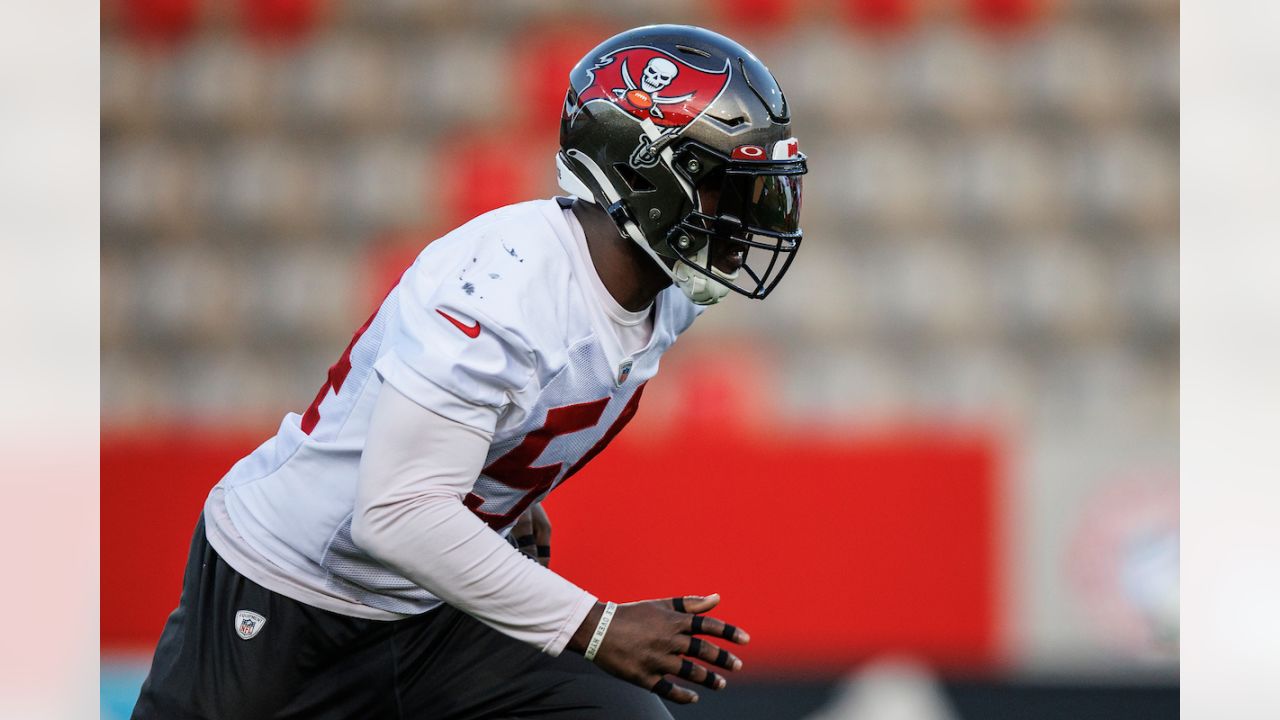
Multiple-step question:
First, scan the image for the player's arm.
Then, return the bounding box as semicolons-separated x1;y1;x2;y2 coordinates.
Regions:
351;383;596;653
351;384;749;703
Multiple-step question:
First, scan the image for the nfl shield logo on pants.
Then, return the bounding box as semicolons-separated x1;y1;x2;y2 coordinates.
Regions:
235;610;266;640
616;360;633;386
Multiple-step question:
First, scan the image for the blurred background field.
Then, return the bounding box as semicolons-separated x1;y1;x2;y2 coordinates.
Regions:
101;0;1178;717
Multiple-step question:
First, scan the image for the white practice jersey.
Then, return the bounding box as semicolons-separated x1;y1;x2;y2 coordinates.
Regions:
204;198;702;620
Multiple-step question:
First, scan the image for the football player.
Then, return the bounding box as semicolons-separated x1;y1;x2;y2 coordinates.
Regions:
133;24;806;719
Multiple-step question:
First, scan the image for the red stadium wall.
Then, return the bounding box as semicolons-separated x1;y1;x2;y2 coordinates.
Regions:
102;427;1001;673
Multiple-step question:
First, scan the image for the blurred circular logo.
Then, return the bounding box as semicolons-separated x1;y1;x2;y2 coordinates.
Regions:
1067;476;1179;658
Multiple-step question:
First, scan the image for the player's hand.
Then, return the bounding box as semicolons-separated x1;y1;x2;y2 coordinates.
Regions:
569;594;749;704
511;503;552;567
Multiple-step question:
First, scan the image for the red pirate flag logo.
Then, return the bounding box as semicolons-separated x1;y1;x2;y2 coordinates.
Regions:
577;47;731;129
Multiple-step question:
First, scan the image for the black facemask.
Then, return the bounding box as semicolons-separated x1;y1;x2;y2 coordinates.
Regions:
665;159;806;300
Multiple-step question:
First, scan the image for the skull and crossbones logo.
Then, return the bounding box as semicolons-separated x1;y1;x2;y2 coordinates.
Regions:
613;56;695;119
641;57;677;92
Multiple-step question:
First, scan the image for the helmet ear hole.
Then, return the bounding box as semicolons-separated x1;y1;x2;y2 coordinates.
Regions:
612;163;656;193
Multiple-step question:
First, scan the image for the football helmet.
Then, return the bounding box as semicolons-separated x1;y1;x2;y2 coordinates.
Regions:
557;25;807;305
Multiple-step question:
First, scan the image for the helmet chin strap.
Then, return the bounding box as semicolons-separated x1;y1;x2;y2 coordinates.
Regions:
672;244;737;305
556;151;735;306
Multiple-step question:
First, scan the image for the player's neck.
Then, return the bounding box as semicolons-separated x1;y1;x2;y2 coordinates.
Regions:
572;199;672;312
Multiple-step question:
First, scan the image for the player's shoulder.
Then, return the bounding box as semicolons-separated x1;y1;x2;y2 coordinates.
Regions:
425;199;571;273
402;199;577;346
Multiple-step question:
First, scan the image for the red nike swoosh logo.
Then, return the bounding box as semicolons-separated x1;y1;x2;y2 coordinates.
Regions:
436;309;481;338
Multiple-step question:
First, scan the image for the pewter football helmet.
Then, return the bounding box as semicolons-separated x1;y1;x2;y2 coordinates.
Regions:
557;25;807;305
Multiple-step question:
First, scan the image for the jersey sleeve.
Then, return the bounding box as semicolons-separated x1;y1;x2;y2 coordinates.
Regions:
374;260;538;434
352;383;597;655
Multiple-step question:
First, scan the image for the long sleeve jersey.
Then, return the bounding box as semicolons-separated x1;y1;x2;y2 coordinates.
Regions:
203;198;701;654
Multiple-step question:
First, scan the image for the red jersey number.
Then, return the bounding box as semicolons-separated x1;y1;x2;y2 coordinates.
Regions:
301;308;379;435
465;385;646;529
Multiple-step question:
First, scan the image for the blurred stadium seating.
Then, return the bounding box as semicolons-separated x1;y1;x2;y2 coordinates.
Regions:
101;0;1178;717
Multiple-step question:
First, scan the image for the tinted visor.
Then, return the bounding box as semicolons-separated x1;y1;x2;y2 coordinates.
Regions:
719;171;803;234
668;163;805;301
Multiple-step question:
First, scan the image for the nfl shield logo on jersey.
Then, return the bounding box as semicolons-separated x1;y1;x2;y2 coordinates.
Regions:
235;610;267;640
617;360;633;386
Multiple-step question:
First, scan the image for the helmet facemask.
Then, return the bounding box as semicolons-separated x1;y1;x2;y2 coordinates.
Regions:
558;142;806;305
663;143;805;303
